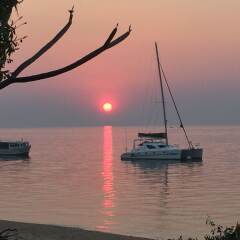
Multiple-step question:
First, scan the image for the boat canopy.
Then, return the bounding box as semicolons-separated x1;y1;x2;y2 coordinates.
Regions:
138;132;167;139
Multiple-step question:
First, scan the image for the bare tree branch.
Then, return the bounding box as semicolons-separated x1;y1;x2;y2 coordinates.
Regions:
0;25;131;89
11;7;74;78
104;23;118;47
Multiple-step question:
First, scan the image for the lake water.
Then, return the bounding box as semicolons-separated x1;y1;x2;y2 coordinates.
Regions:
0;126;239;239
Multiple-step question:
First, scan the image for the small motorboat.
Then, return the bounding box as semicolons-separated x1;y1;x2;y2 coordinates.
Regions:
0;140;31;157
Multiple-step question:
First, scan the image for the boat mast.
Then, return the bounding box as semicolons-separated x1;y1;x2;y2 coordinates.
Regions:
155;42;168;145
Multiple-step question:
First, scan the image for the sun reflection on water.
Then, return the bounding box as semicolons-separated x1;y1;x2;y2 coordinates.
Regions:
97;126;115;231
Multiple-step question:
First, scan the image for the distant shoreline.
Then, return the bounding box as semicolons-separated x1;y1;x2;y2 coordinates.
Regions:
0;220;153;240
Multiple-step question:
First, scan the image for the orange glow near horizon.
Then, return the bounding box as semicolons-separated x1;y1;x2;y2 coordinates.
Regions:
8;1;240;126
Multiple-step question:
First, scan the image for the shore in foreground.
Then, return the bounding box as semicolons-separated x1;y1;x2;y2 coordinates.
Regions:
0;220;153;240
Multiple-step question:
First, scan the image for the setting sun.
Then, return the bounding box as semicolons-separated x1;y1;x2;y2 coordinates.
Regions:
103;102;113;112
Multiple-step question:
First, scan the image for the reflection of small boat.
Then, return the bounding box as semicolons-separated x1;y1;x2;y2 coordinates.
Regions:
121;43;203;161
0;140;31;157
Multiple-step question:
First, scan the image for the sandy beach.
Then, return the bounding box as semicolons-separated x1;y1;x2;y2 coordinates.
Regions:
0;220;153;240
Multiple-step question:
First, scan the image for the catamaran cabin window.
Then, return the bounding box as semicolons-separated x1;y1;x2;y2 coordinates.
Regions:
158;145;166;148
0;142;9;149
146;145;156;149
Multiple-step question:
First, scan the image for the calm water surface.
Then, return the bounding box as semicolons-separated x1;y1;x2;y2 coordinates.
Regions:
0;126;239;239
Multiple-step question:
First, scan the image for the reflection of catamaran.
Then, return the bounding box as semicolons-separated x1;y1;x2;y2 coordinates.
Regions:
121;43;203;161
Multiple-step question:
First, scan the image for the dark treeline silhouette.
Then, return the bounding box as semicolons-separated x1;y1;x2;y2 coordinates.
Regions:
0;0;131;90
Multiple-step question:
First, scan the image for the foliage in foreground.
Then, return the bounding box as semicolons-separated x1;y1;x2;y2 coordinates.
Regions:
168;219;240;240
0;0;24;80
0;228;19;240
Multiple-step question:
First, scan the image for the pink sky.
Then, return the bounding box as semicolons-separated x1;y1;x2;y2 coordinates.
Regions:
2;0;240;127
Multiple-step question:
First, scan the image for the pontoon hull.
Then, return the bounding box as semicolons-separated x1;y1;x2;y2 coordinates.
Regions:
121;150;181;161
181;148;203;160
121;148;203;161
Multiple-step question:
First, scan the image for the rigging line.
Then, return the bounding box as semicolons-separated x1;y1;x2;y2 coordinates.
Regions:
149;82;156;128
159;63;193;149
140;52;152;132
144;54;156;132
145;79;152;130
148;55;159;131
150;71;162;131
155;43;168;145
151;100;158;128
153;71;162;129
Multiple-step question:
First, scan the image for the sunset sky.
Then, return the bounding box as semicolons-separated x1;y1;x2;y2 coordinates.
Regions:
1;0;240;127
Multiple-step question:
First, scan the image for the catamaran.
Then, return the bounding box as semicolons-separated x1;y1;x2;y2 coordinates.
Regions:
121;43;203;161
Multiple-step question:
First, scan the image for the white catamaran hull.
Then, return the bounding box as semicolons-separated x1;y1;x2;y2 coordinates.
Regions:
121;148;203;161
121;148;181;161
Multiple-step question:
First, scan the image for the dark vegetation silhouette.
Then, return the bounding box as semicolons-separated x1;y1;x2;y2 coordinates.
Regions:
168;219;240;240
0;220;239;240
0;229;19;240
0;0;131;90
